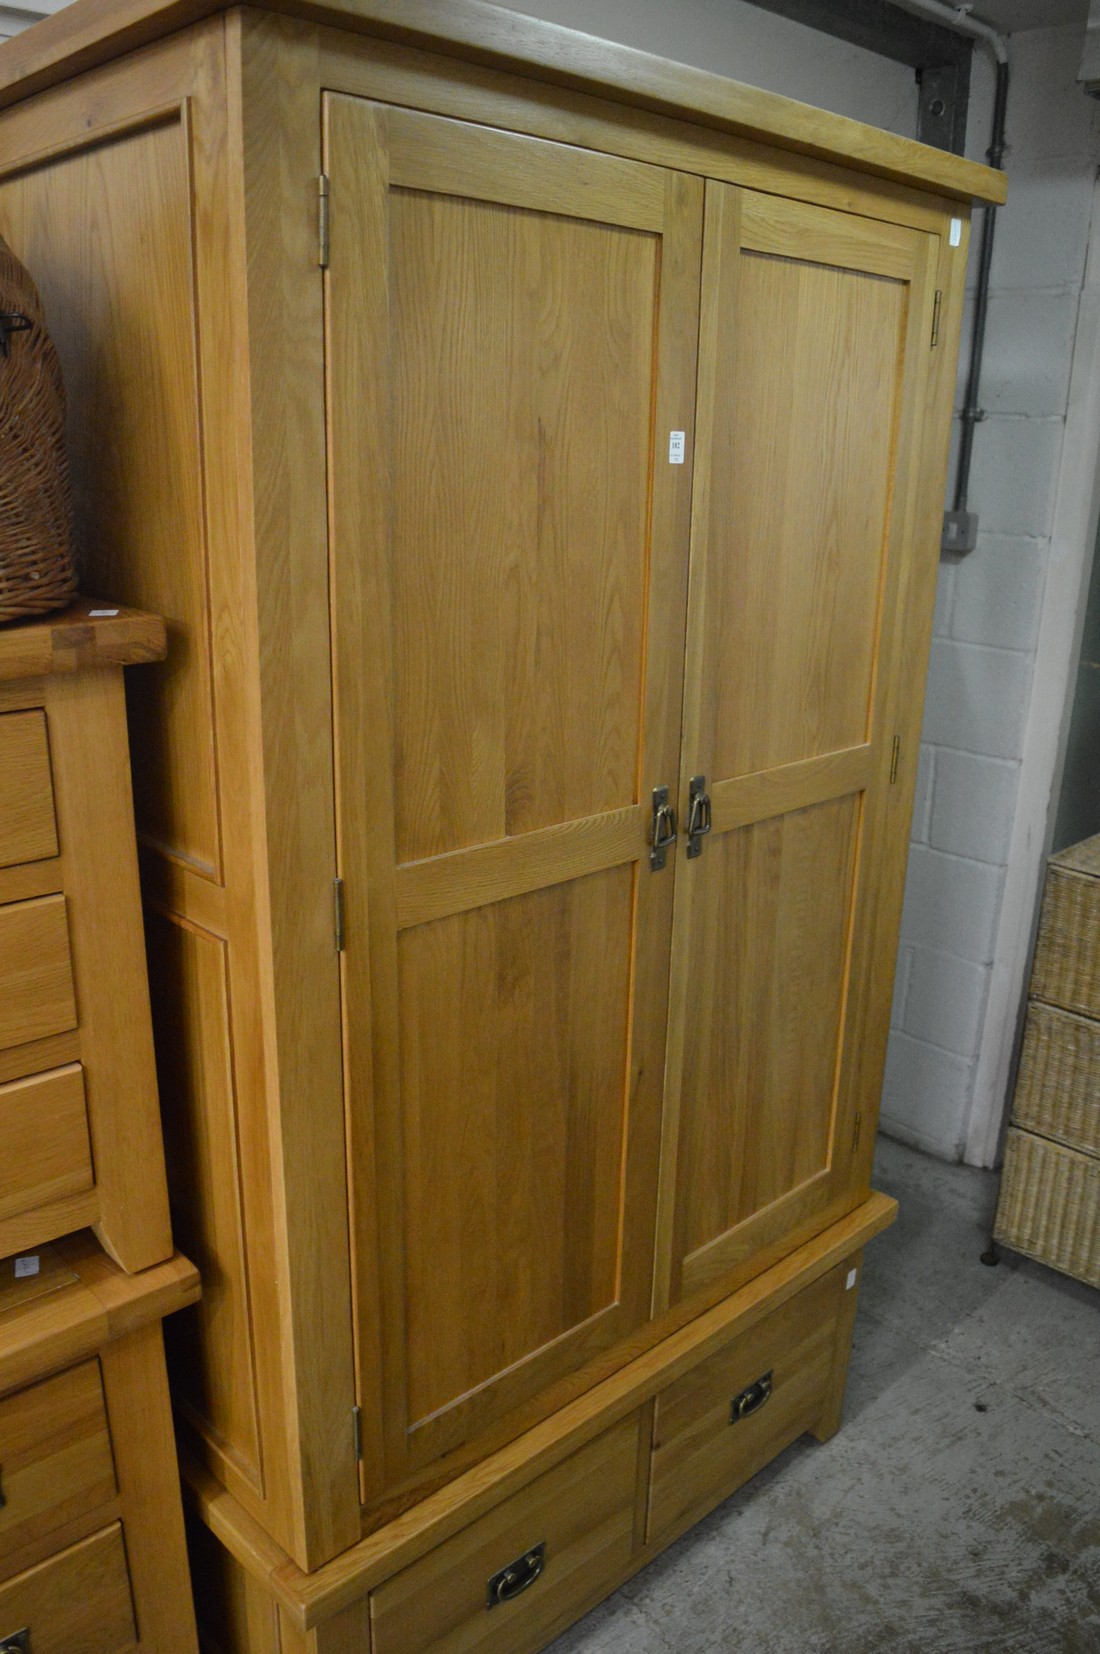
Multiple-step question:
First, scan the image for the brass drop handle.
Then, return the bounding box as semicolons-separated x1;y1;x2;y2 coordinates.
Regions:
0;1630;30;1654
487;1543;546;1608
730;1370;772;1424
686;775;712;859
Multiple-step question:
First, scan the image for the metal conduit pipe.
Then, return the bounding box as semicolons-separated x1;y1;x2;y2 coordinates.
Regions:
891;1;1011;552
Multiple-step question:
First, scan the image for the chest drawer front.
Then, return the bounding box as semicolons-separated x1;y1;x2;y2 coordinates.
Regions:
0;897;77;1054
0;1066;93;1224
0;1524;136;1653
0;713;57;871
370;1416;641;1654
648;1264;846;1545
0;1361;116;1567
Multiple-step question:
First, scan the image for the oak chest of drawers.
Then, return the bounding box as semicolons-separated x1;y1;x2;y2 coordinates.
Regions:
0;1235;200;1652
0;604;172;1274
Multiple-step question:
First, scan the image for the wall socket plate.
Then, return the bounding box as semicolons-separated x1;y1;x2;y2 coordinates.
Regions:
942;509;979;555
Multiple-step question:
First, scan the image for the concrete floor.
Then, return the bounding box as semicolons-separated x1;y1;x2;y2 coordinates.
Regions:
548;1137;1100;1654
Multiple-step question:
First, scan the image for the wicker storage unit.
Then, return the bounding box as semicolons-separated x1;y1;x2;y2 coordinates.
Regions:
995;833;1100;1286
0;234;77;623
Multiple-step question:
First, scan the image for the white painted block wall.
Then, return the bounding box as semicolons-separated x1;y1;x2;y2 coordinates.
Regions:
883;26;1100;1162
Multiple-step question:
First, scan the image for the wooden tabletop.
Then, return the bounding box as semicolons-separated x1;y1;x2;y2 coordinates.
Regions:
0;598;166;681
0;1232;200;1397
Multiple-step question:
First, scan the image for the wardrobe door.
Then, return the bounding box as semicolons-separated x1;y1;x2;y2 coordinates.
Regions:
324;94;702;1496
656;183;940;1312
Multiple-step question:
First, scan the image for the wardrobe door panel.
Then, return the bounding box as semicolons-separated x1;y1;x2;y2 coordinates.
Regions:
326;95;702;1497
658;182;939;1309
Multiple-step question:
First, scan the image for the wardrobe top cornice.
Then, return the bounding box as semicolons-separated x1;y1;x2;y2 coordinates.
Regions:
0;0;1006;205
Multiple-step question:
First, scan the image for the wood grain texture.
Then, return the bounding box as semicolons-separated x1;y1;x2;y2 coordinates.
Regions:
184;1195;895;1629
387;131;655;864
0;601;165;682
147;910;261;1488
312;23;966;237
655;181;938;1316
326;89;700;1500
0;895;76;1052
99;1321;201;1653
234;11;360;1567
0;1244;199;1404
369;1417;640;1654
0;710;57;867
0;1360;116;1571
0;1065;93;1222
43;667;173;1273
675;798;861;1269
0;126;220;875
0;859;64;908
690;192;915;783
186;1506;283;1654
0;1523;136;1652
399;868;634;1429
0;0;1005;203
648;1262;844;1543
809;1251;863;1443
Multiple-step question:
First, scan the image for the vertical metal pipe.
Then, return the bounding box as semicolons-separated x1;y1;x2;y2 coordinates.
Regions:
954;58;1010;515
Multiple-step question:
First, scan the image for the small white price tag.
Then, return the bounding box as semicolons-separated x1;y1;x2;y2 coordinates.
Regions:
14;1255;40;1279
89;608;120;617
668;430;686;464
949;217;962;247
845;1268;858;1291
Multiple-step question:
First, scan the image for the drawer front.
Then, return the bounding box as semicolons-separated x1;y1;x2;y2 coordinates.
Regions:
0;897;77;1054
0;1524;136;1653
0;1362;116;1568
0;1067;93;1224
0;713;57;871
370;1416;641;1654
648;1264;847;1545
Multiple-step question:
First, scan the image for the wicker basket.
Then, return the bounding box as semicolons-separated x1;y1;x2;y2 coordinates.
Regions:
1030;833;1100;1019
1012;1001;1100;1157
0;234;77;623
994;1127;1100;1289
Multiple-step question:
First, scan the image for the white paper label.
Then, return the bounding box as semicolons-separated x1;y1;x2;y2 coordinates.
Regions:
845;1268;858;1291
949;217;963;247
14;1255;40;1279
89;608;119;617
668;430;686;464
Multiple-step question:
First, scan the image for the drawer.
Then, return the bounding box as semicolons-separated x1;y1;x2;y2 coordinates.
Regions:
370;1416;641;1654
0;713;57;871
0;897;77;1054
0;1067;93;1224
0;1362;116;1568
0;1524;136;1653
647;1263;848;1545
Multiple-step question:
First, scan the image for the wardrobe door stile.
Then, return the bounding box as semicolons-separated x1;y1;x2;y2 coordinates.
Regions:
325;92;702;1504
656;179;939;1314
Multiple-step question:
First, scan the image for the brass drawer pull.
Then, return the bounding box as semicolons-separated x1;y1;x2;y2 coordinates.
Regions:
730;1371;772;1423
0;1630;30;1654
487;1542;546;1609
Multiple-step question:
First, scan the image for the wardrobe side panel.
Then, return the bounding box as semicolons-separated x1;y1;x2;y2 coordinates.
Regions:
0;24;305;1560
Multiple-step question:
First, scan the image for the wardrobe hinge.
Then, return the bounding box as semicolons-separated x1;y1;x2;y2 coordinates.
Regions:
931;289;943;347
853;1111;863;1153
333;876;346;952
352;1405;363;1461
889;736;901;785
318;174;331;270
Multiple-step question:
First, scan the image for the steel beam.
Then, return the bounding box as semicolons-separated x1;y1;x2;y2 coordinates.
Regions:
742;0;972;151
